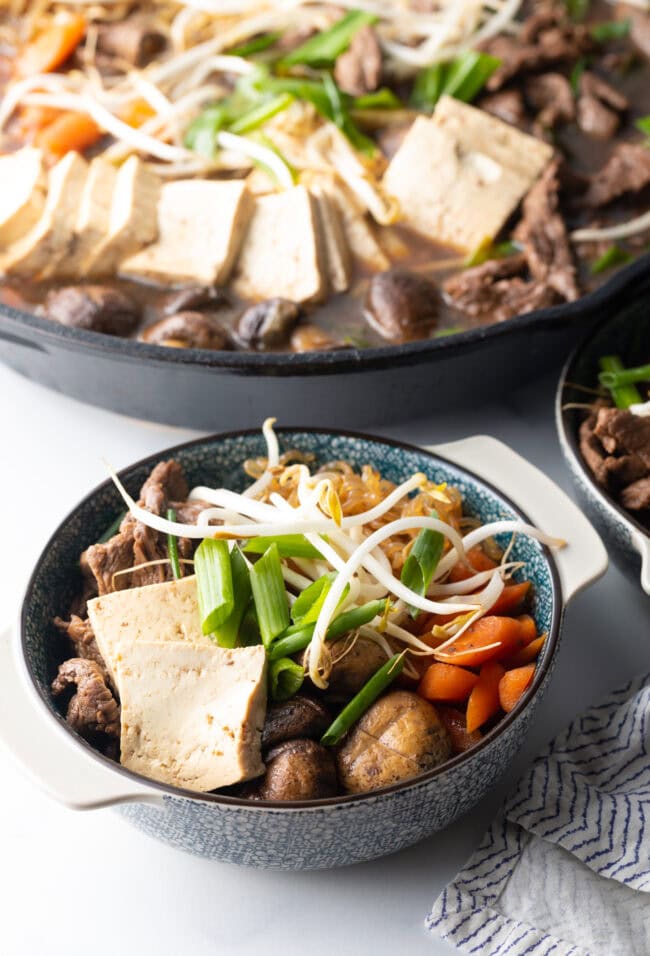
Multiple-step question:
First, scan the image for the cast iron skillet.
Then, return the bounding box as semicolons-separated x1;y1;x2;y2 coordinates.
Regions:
1;253;649;430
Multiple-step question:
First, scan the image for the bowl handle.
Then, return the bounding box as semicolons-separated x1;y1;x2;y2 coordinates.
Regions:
0;627;163;810
427;435;608;603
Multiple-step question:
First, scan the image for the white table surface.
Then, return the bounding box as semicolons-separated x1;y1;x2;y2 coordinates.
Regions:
1;360;649;956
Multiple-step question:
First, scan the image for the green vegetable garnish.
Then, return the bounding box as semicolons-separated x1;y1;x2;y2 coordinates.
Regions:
441;51;501;105
268;598;389;661
98;510;126;544
599;361;650;392
353;88;402;110
184;104;229;157
464;239;521;268
209;547;251;648
400;513;444;617
321;653;405;746
269;657;305;702
239;604;262;647
598;355;643;409
166;508;182;580
411;63;445;111
290;572;336;625
229;92;294;134
194;538;234;635
279;10;377;68
590;244;633;275
228;32;282;58
569;57;588;94
566;0;590;23
323;71;377;155
636;116;650;140
433;327;463;338
249;542;290;648
243;534;323;559
590;19;630;43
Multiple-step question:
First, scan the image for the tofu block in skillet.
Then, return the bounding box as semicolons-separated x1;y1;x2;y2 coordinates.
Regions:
84;154;160;276
232;185;327;303
121;179;253;285
116;641;267;792
317;178;390;273
311;185;353;294
0;147;46;245
54;157;117;279
0;152;88;277
383;96;553;252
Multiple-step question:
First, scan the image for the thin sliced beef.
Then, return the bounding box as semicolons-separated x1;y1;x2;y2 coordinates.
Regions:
54;615;108;676
140;459;188;513
96;13;166;67
334;25;382;96
525;73;575;132
514;160;579;302
578;415;647;489
621;477;650;511
583;143;650;206
576;72;628;140
593;408;650;468
580;407;650;517
479;89;527;127
52;658;120;739
443;254;556;323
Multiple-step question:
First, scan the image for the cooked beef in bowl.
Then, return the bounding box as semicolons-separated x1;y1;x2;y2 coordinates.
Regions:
9;427;606;867
0;0;649;355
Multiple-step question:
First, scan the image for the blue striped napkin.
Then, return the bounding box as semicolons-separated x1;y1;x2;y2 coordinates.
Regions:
427;674;650;955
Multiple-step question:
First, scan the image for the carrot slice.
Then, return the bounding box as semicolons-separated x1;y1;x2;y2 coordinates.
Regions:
418;662;479;702
17;104;63;137
504;633;546;668
466;661;505;733
438;706;482;754
120;98;156;129
489;581;531;616
17;13;87;77
448;546;498;583
499;665;535;713
516;614;537;644
36;111;102;159
435;615;528;669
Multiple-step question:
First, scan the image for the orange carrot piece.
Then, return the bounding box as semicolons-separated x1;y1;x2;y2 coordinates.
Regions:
505;634;546;668
418;662;479;702
448;546;498;583
466;661;505;733
435;615;528;669
489;581;531;616
17;13;86;77
499;665;535;713
36;111;101;159
17;104;63;137
120;98;156;128
438;706;482;753
516;614;538;644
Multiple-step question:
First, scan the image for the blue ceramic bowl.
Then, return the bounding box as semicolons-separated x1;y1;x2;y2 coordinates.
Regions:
7;429;605;868
556;311;650;596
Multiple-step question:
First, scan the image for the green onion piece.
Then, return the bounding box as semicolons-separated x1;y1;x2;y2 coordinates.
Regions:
229;92;294;134
247;130;297;184
98;510;126;543
590;19;630;42
353;88;402;110
268;598;389;661
441;51;501;104
464;238;521;268
323;72;377;155
194;539;234;635
290;572;336;624
280;10;377;67
239;604;262;646
598;355;643;409
590;244;634;275
243;534;324;559
566;0;590;23
250;543;290;648
321;653;405;746
184;105;229;157
401;512;445;617
599;361;650;390
433;327;463;338
209;547;251;648
635;116;650;139
228;32;282;58
569;56;588;94
411;63;445;111
166;508;182;580
269;657;305;702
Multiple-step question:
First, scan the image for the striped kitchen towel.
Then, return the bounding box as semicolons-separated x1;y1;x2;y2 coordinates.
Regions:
426;674;650;955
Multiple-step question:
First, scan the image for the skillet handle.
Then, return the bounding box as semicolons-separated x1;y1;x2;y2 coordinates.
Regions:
0;627;163;810
426;435;608;603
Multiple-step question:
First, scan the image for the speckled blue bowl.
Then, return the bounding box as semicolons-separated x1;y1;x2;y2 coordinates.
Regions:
11;429;605;868
557;311;650;596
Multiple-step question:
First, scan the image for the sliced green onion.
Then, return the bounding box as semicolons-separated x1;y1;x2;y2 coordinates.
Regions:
323;71;377;155
401;512;445;617
98;510;126;543
268;598;389;661
464;238;521;268
228;32;282;58
599;361;650;390
441;51;501;104
269;657;305;702
166;508;182;580
598;355;643;409
209;547;251;648
239;604;262;646
280;10;377;68
433;327;463;338
411;63;445;111
229;92;294;134
243;534;324;559
353;88;401;110
636;116;650;139
569;56;588;94
590;244;634;275
291;572;336;625
250;543;290;648
321;653;405;746
194;539;234;635
590;19;630;42
566;0;590;23
184;104;229;157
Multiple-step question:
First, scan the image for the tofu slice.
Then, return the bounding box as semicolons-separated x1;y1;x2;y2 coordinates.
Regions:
84;155;160;276
0;148;46;246
54;158;117;279
232;185;326;303
121;179;253;285
0;152;88;277
311;185;352;294
87;574;214;685
383;96;554;252
116;641;267;792
316;178;390;273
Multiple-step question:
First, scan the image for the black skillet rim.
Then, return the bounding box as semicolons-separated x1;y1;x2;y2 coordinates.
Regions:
3;253;650;376
20;427;563;810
